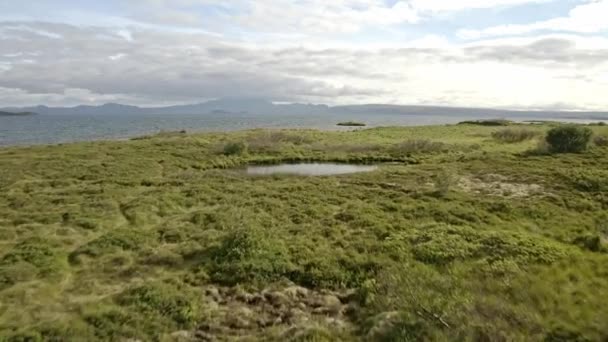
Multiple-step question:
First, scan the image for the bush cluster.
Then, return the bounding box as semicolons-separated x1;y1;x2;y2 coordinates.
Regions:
545;126;593;153
223;141;248;156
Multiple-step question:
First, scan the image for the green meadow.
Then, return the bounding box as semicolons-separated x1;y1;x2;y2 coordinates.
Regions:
0;122;607;341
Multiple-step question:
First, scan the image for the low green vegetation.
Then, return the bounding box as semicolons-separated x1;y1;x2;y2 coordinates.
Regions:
0;123;607;341
337;121;367;127
492;127;540;143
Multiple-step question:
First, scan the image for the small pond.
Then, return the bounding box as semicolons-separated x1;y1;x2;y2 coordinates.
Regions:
246;163;377;176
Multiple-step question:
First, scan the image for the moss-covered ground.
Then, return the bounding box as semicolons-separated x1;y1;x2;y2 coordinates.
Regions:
0;123;607;341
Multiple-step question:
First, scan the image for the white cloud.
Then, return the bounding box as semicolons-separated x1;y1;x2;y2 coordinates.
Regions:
411;0;552;12
120;0;556;34
224;0;419;34
108;53;127;60
1;1;608;110
459;0;608;39
1;22;607;109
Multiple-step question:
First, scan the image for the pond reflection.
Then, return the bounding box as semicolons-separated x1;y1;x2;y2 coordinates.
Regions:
246;163;377;176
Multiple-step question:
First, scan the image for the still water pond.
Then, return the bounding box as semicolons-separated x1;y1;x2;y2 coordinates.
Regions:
246;163;377;176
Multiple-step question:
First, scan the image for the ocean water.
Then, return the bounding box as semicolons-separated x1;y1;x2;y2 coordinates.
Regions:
0;112;602;146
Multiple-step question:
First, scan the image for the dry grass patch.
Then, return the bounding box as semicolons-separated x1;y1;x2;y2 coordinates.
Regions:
458;174;544;198
594;135;608;147
391;140;447;154
492;128;540;143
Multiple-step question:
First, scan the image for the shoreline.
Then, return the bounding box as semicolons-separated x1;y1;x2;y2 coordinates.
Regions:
1;118;607;148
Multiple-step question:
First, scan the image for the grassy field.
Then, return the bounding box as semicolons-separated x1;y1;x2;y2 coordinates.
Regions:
0;123;607;341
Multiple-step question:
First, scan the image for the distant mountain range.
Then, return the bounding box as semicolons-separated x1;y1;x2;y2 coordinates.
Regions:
2;98;607;120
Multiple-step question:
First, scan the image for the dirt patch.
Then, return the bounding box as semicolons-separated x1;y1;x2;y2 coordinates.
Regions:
458;174;544;198
175;284;359;341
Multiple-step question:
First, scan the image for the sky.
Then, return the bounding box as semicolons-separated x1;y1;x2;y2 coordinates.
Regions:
1;0;608;110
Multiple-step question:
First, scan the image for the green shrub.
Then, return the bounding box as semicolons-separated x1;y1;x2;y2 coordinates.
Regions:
567;170;608;192
0;238;65;289
544;326;592;342
492;128;539;143
222;141;248;156
10;320;96;341
115;282;200;327
0;239;62;272
478;233;569;264
367;263;468;333
83;308;142;340
404;225;570;266
572;235;602;252
287;327;339;342
370;315;433;342
3;331;44;342
244;132;313;153
392;140;446;154
69;229;154;264
209;227;293;285
589;121;606;126
412;234;478;265
545;126;593;153
288;256;374;289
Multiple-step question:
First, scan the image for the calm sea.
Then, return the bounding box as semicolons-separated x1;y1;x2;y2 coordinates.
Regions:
0;112;602;146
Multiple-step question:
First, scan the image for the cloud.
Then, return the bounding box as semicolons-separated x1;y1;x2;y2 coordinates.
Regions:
116;0;555;34
410;0;553;12
459;0;608;39
0;21;607;110
0;22;381;105
464;37;608;66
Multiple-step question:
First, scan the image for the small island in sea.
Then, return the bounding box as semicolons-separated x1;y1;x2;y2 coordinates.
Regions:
337;121;366;127
0;111;36;117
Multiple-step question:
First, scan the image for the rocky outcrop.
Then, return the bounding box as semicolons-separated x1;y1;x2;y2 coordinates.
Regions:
180;284;358;341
